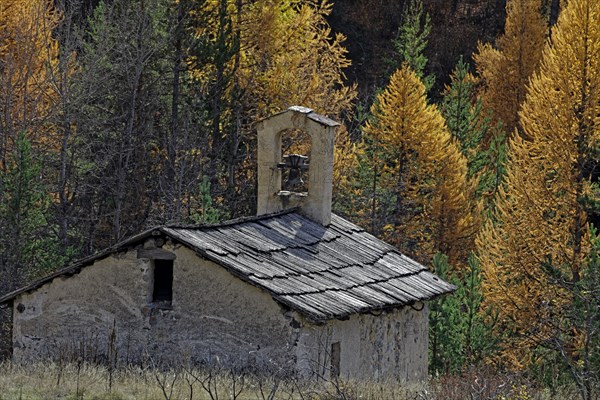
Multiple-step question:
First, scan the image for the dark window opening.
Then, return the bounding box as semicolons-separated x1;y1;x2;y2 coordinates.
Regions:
331;341;341;378
153;259;173;305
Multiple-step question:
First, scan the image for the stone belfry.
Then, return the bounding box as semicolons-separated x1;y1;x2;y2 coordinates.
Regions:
255;106;339;225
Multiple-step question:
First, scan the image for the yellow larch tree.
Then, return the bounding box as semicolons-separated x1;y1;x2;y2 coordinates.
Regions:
364;65;476;267
241;0;358;187
240;0;355;119
473;0;546;140
190;0;354;118
476;0;600;368
0;0;60;166
188;0;357;213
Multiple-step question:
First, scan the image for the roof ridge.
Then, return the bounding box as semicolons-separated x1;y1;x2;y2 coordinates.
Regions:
164;207;300;230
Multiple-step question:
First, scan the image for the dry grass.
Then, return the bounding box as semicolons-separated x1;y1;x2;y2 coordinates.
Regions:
0;361;415;400
0;361;580;400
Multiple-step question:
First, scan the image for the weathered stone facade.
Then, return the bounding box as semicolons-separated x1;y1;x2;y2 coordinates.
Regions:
3;107;450;382
11;242;427;381
298;306;428;381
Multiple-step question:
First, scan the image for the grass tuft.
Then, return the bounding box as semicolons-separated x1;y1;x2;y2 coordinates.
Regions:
0;361;579;400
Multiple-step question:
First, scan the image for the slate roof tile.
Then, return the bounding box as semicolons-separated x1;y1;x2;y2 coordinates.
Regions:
0;209;455;322
163;211;454;321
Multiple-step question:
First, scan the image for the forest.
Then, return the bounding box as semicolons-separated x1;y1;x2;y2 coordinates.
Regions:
0;0;599;398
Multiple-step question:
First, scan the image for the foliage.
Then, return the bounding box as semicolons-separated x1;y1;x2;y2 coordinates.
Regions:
429;253;499;375
476;0;600;371
440;57;488;176
476;129;508;213
0;0;60;161
535;227;600;400
388;0;433;91
188;0;357;216
362;65;475;267
0;134;69;292
439;56;509;212
473;0;547;140
189;176;227;224
72;0;173;247
65;0;217;251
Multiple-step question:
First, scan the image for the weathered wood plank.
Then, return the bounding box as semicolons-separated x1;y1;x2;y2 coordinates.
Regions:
265;215;322;245
368;282;410;304
300;292;349;315
331;214;364;233
292;274;330;292
317;271;353;290
286;247;332;272
270;252;325;274
418;271;456;292
235;223;289;251
385;278;424;301
276;294;328;320
349;285;397;306
165;228;232;256
374;256;416;276
279;213;339;242
334;266;377;286
206;253;269;278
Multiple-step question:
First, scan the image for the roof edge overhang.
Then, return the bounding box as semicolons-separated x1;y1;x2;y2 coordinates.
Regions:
0;208;300;305
271;284;457;325
257;106;340;128
0;209;456;324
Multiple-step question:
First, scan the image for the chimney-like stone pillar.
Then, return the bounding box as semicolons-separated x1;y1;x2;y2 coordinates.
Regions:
256;106;339;226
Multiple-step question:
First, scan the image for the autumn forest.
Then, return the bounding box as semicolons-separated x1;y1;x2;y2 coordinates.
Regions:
1;0;599;397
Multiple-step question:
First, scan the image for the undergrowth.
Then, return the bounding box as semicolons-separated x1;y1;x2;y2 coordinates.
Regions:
0;361;581;400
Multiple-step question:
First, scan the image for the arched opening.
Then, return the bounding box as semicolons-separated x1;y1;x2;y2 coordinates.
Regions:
279;128;312;194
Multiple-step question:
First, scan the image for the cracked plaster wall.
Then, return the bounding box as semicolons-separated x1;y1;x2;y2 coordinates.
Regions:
297;305;428;381
11;242;428;381
12;243;300;371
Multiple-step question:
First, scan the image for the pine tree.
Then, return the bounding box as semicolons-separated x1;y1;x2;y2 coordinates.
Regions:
0;134;68;293
440;57;491;178
388;0;433;91
441;57;508;209
364;65;475;267
474;0;546;140
477;0;600;369
429;253;498;374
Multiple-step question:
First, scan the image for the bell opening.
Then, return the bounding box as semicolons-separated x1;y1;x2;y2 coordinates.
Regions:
280;128;311;193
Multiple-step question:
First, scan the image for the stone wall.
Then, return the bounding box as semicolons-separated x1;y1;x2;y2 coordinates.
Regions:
11;241;429;380
11;243;300;370
296;305;428;381
0;306;11;360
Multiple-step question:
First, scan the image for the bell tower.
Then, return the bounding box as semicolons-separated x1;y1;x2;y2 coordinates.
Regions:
256;106;339;226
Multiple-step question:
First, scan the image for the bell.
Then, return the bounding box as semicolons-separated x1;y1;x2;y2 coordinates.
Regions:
287;167;304;187
278;154;309;189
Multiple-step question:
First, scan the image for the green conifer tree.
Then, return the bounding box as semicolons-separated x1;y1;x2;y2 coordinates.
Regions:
0;134;67;293
441;57;507;208
389;0;434;91
429;253;498;374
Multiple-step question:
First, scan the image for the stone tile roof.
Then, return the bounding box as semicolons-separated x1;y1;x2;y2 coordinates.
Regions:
163;210;455;322
0;210;454;322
